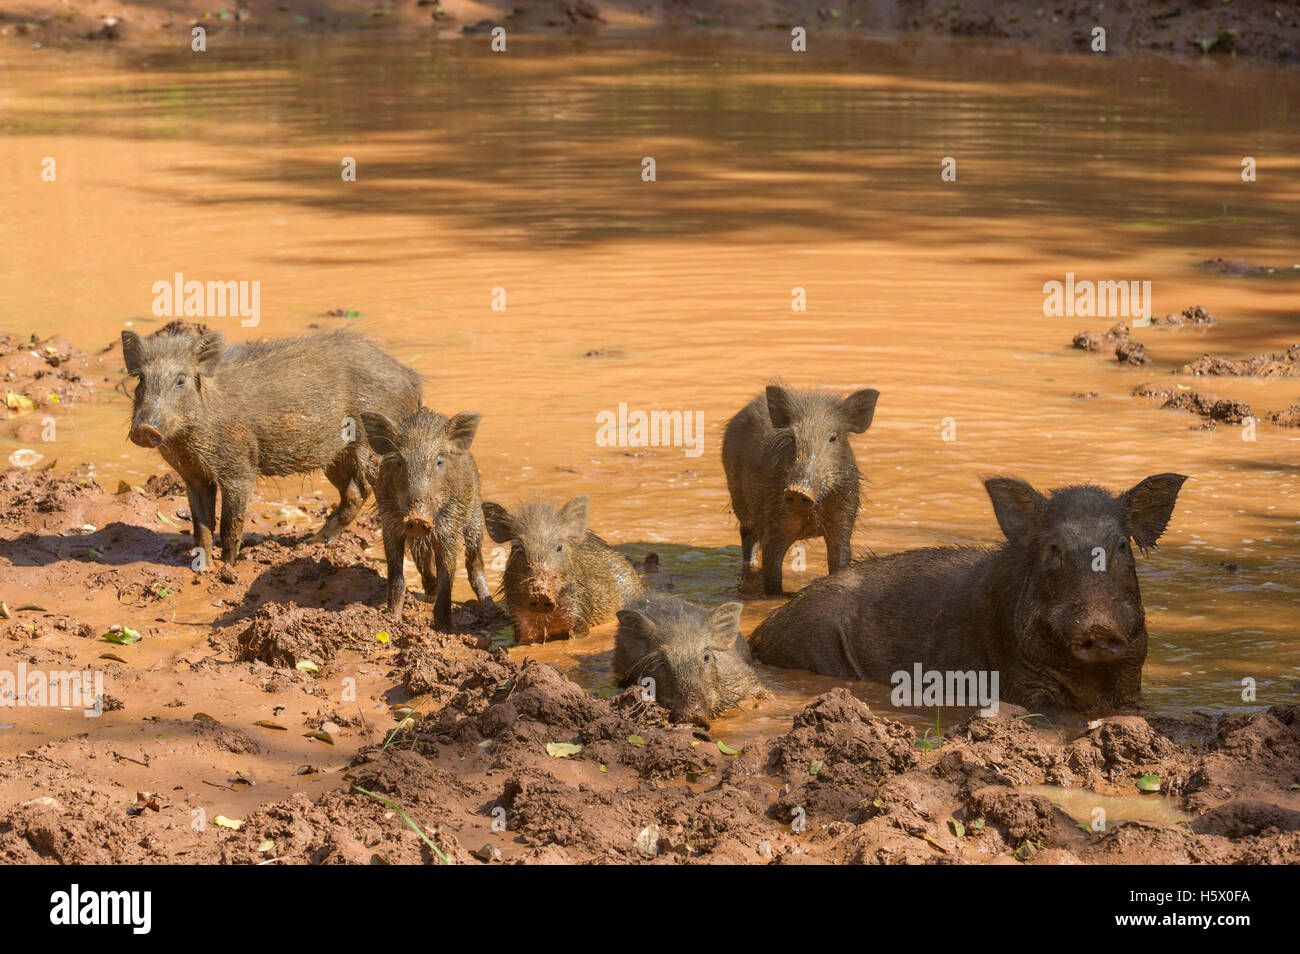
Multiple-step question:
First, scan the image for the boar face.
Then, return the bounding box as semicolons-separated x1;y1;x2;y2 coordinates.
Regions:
616;602;750;727
765;385;878;510
986;474;1187;666
122;330;225;449
363;408;480;541
484;495;589;614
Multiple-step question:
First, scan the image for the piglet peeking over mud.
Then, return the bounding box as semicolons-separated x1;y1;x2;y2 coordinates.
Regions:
121;328;420;565
722;383;880;595
481;494;644;644
614;596;763;728
361;407;493;631
750;474;1188;715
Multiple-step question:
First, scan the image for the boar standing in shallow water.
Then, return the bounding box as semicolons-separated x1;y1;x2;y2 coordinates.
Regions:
121;328;420;565
722;384;880;595
749;474;1187;715
614;596;762;728
481;494;644;644
361;407;493;630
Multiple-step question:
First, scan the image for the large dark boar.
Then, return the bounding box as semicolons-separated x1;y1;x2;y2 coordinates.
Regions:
722;384;880;595
361;407;493;630
121;328;420;565
614;596;762;728
749;474;1187;715
481;494;644;644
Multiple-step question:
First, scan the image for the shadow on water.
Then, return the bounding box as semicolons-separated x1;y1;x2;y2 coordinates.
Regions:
4;34;1298;308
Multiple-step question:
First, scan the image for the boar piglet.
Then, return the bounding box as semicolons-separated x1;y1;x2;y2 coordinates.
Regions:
750;474;1188;715
361;407;493;630
121;328;420;564
614;597;762;728
722;383;879;595
481;494;644;644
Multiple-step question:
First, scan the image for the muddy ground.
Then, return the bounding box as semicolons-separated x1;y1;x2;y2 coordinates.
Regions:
1;457;1298;864
2;0;1298;62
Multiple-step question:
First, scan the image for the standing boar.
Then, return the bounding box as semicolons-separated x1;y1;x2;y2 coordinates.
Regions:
722;383;880;595
481;494;644;644
749;474;1188;715
361;407;493;630
614;596;762;728
121;328;420;565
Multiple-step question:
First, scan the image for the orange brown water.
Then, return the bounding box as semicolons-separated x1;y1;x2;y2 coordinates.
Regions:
2;34;1298;743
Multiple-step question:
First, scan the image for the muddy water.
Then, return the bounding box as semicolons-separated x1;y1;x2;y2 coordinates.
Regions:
2;35;1298;742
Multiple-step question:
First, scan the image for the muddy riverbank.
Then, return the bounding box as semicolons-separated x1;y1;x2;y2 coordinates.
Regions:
2;469;1298;864
3;0;1298;62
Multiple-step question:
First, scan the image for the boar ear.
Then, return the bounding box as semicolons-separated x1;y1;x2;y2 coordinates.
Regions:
985;477;1045;547
121;330;145;374
445;412;481;451
765;385;796;429
559;494;589;536
616;608;657;642
1123;473;1187;551
482;502;515;544
194;332;225;377
360;411;400;456
706;602;745;652
839;388;880;434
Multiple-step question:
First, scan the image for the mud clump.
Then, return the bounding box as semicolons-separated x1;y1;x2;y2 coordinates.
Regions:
1198;258;1300;277
1267;405;1300;428
1180;344;1300;378
1071;321;1130;352
0;467;103;527
1134;383;1252;425
1114;338;1151;367
1152;305;1218;327
233;601;415;670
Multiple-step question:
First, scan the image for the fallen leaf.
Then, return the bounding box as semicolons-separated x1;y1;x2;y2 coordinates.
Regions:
545;742;582;758
214;815;243;830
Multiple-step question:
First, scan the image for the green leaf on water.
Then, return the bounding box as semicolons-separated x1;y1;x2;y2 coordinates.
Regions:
545;742;582;758
949;819;965;838
345;309;360;318
1136;773;1161;793
102;626;141;644
717;741;741;756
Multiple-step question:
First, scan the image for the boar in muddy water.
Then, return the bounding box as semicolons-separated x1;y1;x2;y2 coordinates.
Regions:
749;474;1188;715
614;596;762;728
482;494;644;644
121;328;420;565
361;407;493;631
722;383;880;594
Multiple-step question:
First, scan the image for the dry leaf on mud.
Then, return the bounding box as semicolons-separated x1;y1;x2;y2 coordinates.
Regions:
545;742;582;758
918;832;948;853
295;660;319;674
214;815;243;830
627;734;645;747
304;730;334;745
375;631;389;644
99;652;129;664
257;839;275;853
254;720;288;731
636;824;660;857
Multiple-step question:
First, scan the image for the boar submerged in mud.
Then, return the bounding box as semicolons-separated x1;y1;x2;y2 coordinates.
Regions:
481;494;644;644
121;328;420;564
750;474;1188;715
614;596;762;728
722;383;879;594
362;407;493;631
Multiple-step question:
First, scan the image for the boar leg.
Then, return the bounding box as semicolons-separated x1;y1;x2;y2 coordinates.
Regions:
185;478;217;565
312;458;368;543
218;481;250;564
760;531;788;596
464;534;494;604
739;525;759;568
384;531;407;616
823;510;856;574
432;544;456;632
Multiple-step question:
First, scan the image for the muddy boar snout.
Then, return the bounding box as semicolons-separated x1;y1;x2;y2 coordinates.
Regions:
1070;620;1130;663
403;510;435;535
783;484;816;509
130;422;164;448
527;592;557;612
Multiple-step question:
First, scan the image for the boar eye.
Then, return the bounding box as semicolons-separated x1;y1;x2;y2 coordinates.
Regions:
435;455;445;469
554;544;563;553
174;374;187;388
827;434;837;444
702;651;715;664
